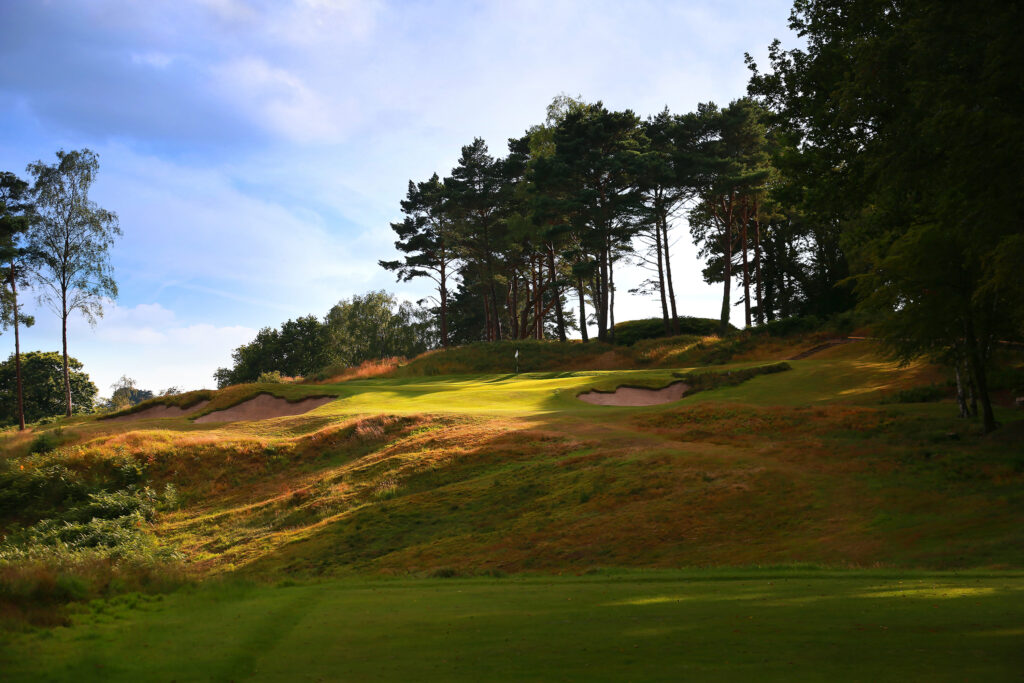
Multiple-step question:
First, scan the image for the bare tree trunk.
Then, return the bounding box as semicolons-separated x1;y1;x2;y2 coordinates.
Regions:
597;243;609;342
609;254;616;344
577;276;589;343
439;266;449;349
510;273;519;340
963;317;995;432
661;212;679;334
741;200;751;329
653;214;670;335
534;256;542;339
62;307;72;417
483;295;492;342
954;360;969;418
489;282;502;341
10;263;25;430
547;245;566;342
753;200;764;325
718;197;734;333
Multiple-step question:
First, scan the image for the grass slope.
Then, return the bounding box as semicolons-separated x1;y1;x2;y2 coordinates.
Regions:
2;336;1022;679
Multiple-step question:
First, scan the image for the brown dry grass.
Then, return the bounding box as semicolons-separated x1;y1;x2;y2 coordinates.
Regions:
312;357;403;384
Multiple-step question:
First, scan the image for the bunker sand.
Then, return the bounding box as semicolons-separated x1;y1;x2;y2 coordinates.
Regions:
194;394;335;423
107;400;211;422
577;381;690;406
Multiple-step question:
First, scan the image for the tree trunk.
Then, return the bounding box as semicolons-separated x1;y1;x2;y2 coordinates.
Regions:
62;306;72;417
489;282;502;341
439;266;449;349
954;360;969;418
609;253;616;344
653;213;670;335
963;317;995;432
510;273;520;340
718;197;734;333
547;245;566;343
753;201;764;326
10;263;25;430
535;258;543;340
597;245;609;342
483;295;492;342
660;211;680;334
741;201;751;329
577;276;589;343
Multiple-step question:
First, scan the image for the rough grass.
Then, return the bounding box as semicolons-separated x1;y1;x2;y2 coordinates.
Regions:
3;571;1022;682
2;335;1021;673
99;389;215;420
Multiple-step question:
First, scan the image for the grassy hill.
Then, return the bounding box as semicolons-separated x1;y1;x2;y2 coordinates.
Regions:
2;335;1022;680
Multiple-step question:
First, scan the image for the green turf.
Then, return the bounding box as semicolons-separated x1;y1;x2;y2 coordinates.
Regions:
3;571;1022;682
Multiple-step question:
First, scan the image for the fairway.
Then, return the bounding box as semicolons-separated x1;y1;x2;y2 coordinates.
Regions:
4;571;1022;682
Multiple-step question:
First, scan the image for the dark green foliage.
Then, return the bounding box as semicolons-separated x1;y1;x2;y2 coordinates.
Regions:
881;385;947;405
673;362;791;392
612;317;730;346
0;459;89;518
747;0;1024;431
749;316;822;338
29;430;63;454
0;351;97;424
217;293;436;387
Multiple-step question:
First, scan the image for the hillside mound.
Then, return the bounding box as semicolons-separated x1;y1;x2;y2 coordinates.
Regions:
194;394;334;423
578;382;690;406
107;400;211;422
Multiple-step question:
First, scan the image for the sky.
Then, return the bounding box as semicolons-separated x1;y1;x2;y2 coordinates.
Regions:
0;0;796;395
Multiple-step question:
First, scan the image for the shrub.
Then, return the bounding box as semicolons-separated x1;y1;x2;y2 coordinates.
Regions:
0;460;90;518
257;370;283;383
882;385;947;404
750;316;822;338
673;362;792;392
29;430;62;454
613;317;731;346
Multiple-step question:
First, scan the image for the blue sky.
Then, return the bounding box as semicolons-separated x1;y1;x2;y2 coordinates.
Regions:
0;0;795;394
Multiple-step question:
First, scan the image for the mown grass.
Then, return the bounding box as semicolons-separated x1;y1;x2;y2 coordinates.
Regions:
2;570;1022;682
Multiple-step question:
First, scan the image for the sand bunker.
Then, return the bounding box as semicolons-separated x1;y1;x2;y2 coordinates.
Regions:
193;394;335;423
577;382;690;407
107;400;211;422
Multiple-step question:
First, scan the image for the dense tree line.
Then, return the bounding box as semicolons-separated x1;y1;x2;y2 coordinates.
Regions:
382;1;1022;432
382;92;851;348
744;0;1023;432
214;291;435;387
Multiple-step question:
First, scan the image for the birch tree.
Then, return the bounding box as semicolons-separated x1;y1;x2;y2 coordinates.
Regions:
27;149;120;417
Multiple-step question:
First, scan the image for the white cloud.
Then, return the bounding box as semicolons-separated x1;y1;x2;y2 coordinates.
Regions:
212;57;343;143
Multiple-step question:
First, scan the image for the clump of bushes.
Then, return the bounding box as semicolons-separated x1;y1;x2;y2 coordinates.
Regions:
612;317;732;346
881;385;947;404
29;429;65;454
257;370;284;383
673;362;792;392
0;485;179;562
